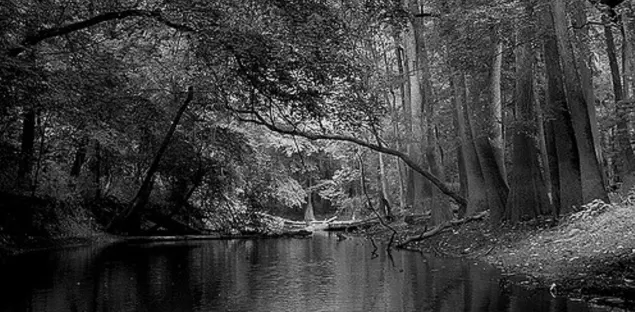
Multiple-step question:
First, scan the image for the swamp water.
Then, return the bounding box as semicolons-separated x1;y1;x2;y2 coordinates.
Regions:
0;233;613;311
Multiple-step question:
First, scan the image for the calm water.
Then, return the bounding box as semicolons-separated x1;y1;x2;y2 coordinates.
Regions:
0;233;613;312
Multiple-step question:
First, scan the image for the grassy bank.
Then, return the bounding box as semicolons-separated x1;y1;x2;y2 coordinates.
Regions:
365;199;635;309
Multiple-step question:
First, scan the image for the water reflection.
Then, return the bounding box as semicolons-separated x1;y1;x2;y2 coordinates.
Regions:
0;233;614;312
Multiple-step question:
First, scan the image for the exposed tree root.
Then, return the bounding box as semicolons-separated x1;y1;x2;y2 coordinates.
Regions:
396;211;489;248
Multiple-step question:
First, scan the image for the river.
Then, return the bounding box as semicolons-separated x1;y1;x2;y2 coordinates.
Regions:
0;233;613;311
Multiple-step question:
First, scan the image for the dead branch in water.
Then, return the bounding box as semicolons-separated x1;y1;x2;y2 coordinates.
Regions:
396;211;489;248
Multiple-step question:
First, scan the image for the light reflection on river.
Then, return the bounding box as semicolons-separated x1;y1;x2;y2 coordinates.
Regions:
0;233;611;312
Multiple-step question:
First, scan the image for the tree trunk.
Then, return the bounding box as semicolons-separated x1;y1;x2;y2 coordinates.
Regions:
70;140;87;178
378;151;392;217
304;189;316;224
571;0;605;171
396;38;416;209
466;46;509;224
83;139;101;201
456;139;467;217
544;120;561;215
454;73;488;216
388;49;406;209
615;99;635;188
506;9;550;222
17;107;35;189
551;0;609;203
622;4;635;98
404;16;429;214
604;16;624;102
107;86;194;232
606;13;635;187
411;4;451;225
542;5;583;215
490;42;506;178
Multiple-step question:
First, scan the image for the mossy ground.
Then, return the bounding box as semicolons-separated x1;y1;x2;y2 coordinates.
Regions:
364;199;635;309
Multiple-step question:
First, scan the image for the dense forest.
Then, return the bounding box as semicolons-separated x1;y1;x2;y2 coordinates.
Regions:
1;0;634;238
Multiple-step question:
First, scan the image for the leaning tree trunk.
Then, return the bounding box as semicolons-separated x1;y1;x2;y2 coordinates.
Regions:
506;6;550;223
107;86;194;232
551;0;608;203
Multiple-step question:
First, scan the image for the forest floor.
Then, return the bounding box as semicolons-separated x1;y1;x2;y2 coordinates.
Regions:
364;198;635;309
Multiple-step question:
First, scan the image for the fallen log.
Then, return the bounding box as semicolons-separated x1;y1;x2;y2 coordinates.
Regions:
396;211;489;248
324;217;380;231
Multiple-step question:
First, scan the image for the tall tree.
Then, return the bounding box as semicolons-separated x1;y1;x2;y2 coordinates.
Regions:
404;17;429;214
571;0;605;170
551;0;609;203
467;56;509;224
541;4;584;215
410;1;451;224
454;73;488;216
506;3;550;222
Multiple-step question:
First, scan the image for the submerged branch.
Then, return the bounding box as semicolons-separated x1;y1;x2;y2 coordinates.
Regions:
396;211;489;248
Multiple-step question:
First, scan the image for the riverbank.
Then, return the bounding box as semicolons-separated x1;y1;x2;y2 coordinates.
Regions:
0;232;121;260
366;199;635;309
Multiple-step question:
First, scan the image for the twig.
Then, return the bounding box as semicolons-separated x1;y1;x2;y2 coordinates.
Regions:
357;152;399;250
396;211;489;248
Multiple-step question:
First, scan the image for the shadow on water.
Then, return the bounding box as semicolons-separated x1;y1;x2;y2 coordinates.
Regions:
0;233;615;312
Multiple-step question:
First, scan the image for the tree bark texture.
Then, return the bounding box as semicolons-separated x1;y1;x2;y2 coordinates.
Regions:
396;38;416;209
404;17;430;214
506;9;550;222
604;15;624;102
466;56;509;224
411;6;451;225
454;73;488;216
490;42;506;178
551;0;609;203
571;0;605;170
542;5;584;214
621;4;635;98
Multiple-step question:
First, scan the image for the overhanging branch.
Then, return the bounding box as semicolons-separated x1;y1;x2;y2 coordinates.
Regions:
236;113;467;208
9;9;199;57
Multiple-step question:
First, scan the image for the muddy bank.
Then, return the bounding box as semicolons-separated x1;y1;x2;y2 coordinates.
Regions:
363;200;635;309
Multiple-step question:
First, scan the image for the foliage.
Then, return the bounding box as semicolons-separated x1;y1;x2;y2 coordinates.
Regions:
0;0;632;234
